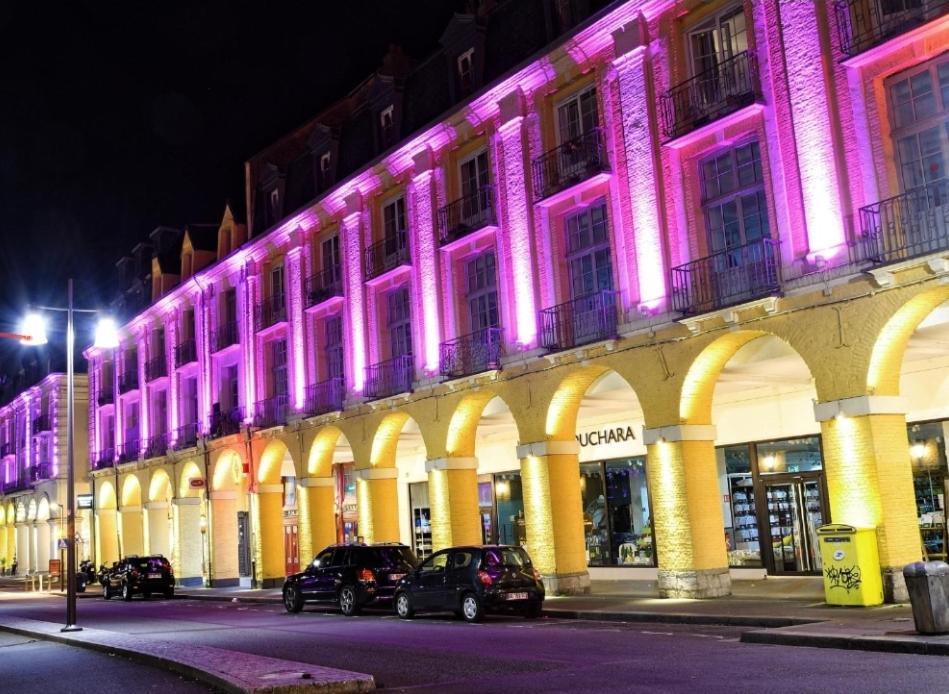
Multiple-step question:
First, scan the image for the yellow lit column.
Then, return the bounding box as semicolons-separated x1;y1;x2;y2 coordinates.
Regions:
516;441;588;595
174;498;203;584
252;485;284;587
16;522;31;572
299;476;336;560
356;468;399;544
145;501;171;558
35;521;51;573
96;509;119;565
815;396;920;603
209;490;238;585
119;505;144;556
426;457;481;551
643;425;730;599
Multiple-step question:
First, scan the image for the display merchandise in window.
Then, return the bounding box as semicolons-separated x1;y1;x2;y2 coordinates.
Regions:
908;420;948;560
580;458;653;567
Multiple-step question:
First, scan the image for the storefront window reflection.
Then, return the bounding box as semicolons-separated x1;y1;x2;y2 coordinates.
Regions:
908;421;948;559
581;458;653;567
494;472;525;546
721;446;760;568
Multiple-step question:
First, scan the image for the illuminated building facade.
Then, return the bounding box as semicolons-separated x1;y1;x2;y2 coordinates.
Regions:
85;0;949;600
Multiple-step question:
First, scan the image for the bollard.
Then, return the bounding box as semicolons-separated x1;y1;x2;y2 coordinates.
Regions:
903;561;949;634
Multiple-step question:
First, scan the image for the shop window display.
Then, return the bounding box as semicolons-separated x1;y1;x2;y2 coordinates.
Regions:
581;458;653;567
494;472;525;546
720;445;760;568
908;421;948;560
409;482;432;560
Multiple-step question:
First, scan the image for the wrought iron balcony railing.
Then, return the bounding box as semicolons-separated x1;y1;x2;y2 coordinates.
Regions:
174;338;198;368
117;438;140;464
94;447;115;470
540;290;619;352
254;394;290;429
305;378;345;417
0;442;13;457
144;431;169;459
96;387;114;407
172;422;199;450
660;51;758;141
32;414;51;432
210;405;243;438
437;185;497;246
145;356;167;381
852;179;949;267
532;128;608;202
119;370;139;394
212;321;239;352
255;295;287;332
834;0;948;57
305;268;344;308
2;479;30;494
364;354;414;400
671;237;782;316
440;327;504;379
365;231;411;281
29;462;52;482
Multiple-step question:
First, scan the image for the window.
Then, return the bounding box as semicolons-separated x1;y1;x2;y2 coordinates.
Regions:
566;200;612;298
153;328;165;358
460;151;489;204
223;288;237;326
271;339;288;397
457;48;474;95
420;552;449;573
379;105;395;149
222;364;239;412
557;88;599;144
153;391;167;435
689;4;747;78
383;197;407;251
888;58;949;191
700;140;770;255
325;315;344;380
466;251;499;332
387;287;412;359
269;188;280;218
270;265;285;306
322;235;341;285
182;309;194;341
182;377;198;427
319;151;333;190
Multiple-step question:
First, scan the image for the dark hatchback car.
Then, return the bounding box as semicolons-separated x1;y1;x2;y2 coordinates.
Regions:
283;543;418;616
394;545;544;622
102;555;175;600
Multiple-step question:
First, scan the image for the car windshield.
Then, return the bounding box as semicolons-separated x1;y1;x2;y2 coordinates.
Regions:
363;546;417;568
481;547;529;569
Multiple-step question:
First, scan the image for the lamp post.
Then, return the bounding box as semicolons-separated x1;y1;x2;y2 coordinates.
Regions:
17;278;118;632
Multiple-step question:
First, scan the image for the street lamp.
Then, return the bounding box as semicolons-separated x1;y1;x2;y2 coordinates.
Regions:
17;279;119;632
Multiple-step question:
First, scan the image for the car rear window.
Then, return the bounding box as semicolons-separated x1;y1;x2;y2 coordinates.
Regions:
133;558;168;572
481;547;529;569
356;546;417;568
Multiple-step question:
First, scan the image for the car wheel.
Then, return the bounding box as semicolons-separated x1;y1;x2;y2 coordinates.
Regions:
338;584;360;616
283;584;304;613
460;592;484;623
102;583;111;600
524;601;543;619
164;587;175;600
395;591;414;619
122;582;132;601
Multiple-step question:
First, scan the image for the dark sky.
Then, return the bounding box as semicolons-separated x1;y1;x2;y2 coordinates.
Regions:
0;0;461;385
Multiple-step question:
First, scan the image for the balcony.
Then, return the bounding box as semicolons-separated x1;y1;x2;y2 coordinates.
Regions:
364;231;410;281
212;321;239;352
172;422;199;450
174;338;197;368
364;355;414;400
305;268;344;308
2;479;30;494
305;378;345;417
852;179;949;269
29;462;51;482
117;438;140;464
96;387;114;407
145;356;167;381
254;394;290;429
93;447;115;470
540;290;619;352
210;406;243;438
437;185;497;246
33;414;51;432
660;51;758;142
671;237;782;316
255;295;287;332
532;128;607;202
144;431;169;459
118;371;139;394
440;328;503;379
834;0;948;58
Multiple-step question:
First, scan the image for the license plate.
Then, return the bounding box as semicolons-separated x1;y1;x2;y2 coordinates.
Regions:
505;592;528;600
388;573;405;582
147;573;161;579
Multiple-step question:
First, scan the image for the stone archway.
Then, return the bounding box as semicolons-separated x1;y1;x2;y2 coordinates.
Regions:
175;460;206;584
255;439;295;586
147;469;174;561
302;426;351;560
96;480;119;566
35;496;53;574
120;474;145;556
210;448;246;586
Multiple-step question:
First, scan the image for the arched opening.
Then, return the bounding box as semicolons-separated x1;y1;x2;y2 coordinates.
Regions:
256;439;295;584
175;461;206;584
35;496;52;573
120;474;145;557
24;500;37;573
4;503;15;571
305;427;356;553
210;448;249;586
96;481;119;566
147;469;174;562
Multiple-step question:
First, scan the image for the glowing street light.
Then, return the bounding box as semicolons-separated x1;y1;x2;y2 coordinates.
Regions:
19;313;48;345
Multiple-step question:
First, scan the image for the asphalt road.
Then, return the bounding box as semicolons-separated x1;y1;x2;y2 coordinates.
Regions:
1;593;946;693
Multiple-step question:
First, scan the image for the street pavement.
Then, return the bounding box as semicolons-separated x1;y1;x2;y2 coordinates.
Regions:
1;592;947;693
0;630;214;693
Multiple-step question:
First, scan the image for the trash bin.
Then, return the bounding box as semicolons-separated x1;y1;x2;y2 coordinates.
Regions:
902;561;949;634
816;524;883;606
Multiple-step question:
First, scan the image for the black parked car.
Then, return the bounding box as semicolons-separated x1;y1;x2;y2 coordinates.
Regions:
394;545;544;622
102;555;175;600
283;543;418;616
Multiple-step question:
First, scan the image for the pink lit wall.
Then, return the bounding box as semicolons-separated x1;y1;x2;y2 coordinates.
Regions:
341;209;367;393
408;161;442;374
286;241;307;409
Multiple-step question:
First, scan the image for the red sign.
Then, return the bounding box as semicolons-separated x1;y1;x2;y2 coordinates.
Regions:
48;559;62;576
189;478;206;489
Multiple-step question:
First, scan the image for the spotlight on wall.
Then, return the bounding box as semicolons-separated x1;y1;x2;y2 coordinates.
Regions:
910;442;926;462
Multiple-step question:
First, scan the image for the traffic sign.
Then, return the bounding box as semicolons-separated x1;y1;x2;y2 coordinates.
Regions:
57;538;69;550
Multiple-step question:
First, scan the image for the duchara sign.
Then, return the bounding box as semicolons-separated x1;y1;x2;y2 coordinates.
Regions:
576;426;636;448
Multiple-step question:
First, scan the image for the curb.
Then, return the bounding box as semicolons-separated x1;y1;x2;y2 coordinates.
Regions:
0;619;375;693
740;628;949;656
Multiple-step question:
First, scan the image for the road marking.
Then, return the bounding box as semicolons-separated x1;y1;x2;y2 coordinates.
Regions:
640;630;674;636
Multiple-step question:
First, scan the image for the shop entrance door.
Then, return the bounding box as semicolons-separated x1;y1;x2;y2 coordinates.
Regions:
284;524;299;576
761;474;826;574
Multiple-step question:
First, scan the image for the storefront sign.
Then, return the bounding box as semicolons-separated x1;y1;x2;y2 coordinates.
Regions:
77;493;94;509
189;478;206;489
576;426;636;448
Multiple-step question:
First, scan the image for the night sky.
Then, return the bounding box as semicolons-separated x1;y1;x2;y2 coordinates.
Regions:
0;0;461;386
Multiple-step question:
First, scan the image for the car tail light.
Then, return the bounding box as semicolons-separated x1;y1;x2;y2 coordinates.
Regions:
357;568;375;583
477;570;493;587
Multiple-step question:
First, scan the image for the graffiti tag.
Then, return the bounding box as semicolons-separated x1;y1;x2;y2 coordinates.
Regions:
825;564;862;593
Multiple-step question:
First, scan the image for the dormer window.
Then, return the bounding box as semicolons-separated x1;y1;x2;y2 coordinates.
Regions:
269;188;280;218
457;49;474;96
380;105;395;149
319;151;333;190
